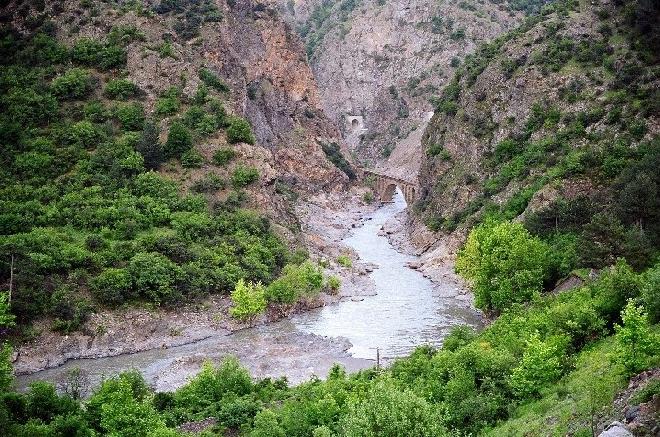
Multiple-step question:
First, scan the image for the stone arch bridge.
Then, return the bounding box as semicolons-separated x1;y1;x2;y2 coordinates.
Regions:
362;169;418;206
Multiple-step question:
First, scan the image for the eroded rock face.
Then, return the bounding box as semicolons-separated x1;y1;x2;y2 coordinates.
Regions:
3;0;350;226
275;0;520;170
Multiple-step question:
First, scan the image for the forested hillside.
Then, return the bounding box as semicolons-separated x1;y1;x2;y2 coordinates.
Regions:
0;0;351;336
0;0;658;436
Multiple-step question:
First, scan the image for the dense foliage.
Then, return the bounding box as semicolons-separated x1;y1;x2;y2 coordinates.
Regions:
0;261;657;435
0;22;287;333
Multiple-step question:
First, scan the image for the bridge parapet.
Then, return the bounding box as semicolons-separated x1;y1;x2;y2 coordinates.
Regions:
362;169;418;206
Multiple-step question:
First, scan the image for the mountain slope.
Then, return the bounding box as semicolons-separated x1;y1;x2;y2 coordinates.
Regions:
416;0;659;275
0;0;352;331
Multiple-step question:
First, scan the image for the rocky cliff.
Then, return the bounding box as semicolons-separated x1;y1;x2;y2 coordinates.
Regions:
416;0;659;266
277;0;526;174
3;0;350;228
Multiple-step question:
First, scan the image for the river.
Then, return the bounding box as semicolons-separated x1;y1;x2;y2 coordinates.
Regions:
16;189;482;392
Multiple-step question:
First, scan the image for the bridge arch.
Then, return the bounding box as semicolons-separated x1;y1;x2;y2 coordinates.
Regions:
362;169;418;207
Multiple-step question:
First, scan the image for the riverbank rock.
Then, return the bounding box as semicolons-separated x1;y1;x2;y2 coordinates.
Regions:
598;422;633;437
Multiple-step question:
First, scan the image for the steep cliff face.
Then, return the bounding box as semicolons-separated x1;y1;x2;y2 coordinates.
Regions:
277;0;524;172
417;0;659;263
4;0;348;212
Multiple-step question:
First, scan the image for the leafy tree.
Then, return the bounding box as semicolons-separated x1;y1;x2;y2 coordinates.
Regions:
128;252;181;304
509;332;567;398
250;409;285;437
154;87;180;116
456;221;550;312
341;378;446;437
104;78;139;100
614;300;658;376
91;268;133;306
164;121;192;159
229;279;266;320
226;117;255;144
50;68;93;100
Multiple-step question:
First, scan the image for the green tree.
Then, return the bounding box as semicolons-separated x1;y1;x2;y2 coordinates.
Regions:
229;279;266;320
104;78;139;100
0;291;15;391
51;68;93;100
231;165;259;188
641;263;660;323
138;120;164;170
614;300;658;376
128;252;181;304
341;378;446;437
90;268;133;306
115;102;145;131
456;221;550;312
164;121;192;159
509;332;566;399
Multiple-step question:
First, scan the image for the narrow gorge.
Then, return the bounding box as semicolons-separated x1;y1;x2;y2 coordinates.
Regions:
0;0;658;436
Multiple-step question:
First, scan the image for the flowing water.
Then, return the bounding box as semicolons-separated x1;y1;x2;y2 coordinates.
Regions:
291;189;482;360
16;189;482;391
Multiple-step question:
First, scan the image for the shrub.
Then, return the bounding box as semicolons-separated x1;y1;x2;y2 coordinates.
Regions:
341;378;446;437
199;68;229;93
326;275;341;294
71;38;126;70
265;261;323;304
191;173;225;193
212;147;236;166
180;148;204;168
91;268;133;306
641;263;660;323
231;165;259;188
426;143;445;157
51;68;93;99
321;142;356;180
456;221;551;312
115;102;145;131
128;252;181;304
226;117;255;144
614;300;658;376
336;254;352;268
104;78;138;100
230;279;266;320
509;332;567;398
164;121;193;159
155;87;181;116
362;191;374;204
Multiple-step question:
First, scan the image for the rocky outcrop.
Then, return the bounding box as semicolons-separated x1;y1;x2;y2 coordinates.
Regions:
277;0;521;171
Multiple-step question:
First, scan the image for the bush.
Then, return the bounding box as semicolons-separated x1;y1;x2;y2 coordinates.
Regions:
191;173;225;193
91;268;133;306
321;142;356;180
180;148;204;168
51;68;93;99
456;221;551;312
265;261;323;304
155;87;181;116
104;78;138;100
231;165;259;188
199;68;229;93
509;332;567;398
128;252;181;304
212;147;236;166
326;275;341;294
71;38;126;70
226;117;255;144
164;121;193;159
229;279;266;320
641;263;660;323
336;254;352;268
614;300;658;376
115;102;145;131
